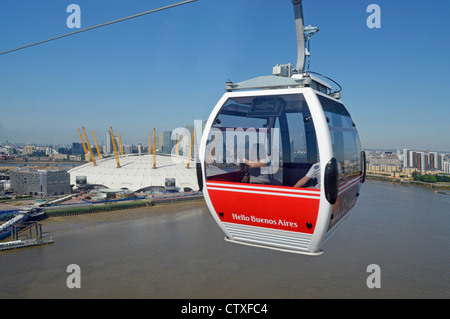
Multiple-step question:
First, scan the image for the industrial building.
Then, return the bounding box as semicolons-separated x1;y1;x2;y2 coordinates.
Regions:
10;167;71;197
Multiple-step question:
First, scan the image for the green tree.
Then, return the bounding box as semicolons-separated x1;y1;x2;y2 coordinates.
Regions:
422;175;437;183
436;175;450;183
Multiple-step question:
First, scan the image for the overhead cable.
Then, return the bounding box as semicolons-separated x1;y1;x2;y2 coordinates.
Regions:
0;0;198;56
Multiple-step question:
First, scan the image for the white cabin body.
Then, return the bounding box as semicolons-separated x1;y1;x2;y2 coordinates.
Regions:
199;84;365;255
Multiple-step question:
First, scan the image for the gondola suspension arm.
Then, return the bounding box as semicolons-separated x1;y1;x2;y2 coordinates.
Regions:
292;0;306;73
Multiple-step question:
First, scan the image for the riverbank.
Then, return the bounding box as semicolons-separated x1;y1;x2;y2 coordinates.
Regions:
43;193;204;218
366;175;450;190
43;198;207;226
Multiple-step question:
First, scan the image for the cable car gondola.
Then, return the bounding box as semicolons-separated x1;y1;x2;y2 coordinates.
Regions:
199;0;365;255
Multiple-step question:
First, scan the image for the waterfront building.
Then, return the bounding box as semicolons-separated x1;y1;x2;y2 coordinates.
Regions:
438;153;446;171
429;152;438;170
402;149;449;172
402;167;418;176
402;149;408;168
444;161;450;174
10;167;71;197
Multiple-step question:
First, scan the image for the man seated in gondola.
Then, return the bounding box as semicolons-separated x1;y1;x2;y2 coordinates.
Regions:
240;143;271;184
293;162;320;188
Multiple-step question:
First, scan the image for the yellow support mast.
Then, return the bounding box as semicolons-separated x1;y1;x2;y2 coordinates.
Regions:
206;134;218;166
77;128;91;162
118;131;124;156
148;133;151;155
152;127;156;169
82;127;96;166
92;129;102;160
186;128;195;168
110;126;121;168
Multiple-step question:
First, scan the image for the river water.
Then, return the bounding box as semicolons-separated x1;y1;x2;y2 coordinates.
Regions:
1;179;449;299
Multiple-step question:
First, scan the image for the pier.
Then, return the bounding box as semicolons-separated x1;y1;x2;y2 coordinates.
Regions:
0;236;54;251
0;213;27;235
0;217;54;252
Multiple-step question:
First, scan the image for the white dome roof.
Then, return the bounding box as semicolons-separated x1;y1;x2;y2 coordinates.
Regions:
68;154;199;192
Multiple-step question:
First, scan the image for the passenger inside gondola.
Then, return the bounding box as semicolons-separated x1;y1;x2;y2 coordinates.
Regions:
241;143;271;184
293;162;320;188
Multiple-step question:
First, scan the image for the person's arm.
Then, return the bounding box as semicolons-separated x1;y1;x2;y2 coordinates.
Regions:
245;158;267;169
293;175;310;188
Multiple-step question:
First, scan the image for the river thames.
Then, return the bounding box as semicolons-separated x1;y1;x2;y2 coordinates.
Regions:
1;179;449;299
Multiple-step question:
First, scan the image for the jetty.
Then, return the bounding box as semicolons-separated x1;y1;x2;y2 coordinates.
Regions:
0;208;53;251
0;236;54;251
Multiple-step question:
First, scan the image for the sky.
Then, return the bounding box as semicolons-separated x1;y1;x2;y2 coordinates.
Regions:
0;0;449;152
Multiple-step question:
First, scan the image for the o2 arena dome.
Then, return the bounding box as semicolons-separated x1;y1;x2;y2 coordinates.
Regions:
68;154;200;193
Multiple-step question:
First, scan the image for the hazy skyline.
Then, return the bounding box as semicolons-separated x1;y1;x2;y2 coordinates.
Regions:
1;0;449;151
